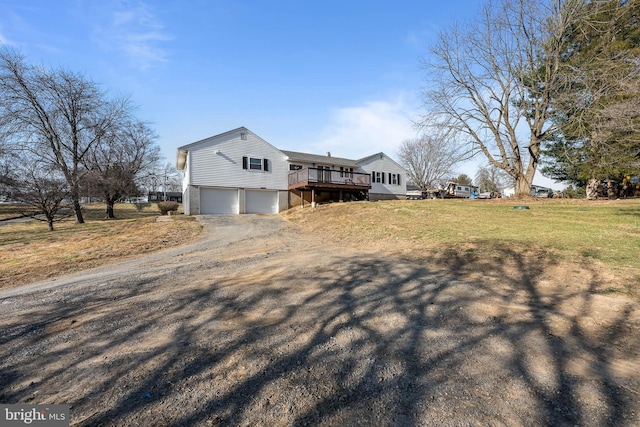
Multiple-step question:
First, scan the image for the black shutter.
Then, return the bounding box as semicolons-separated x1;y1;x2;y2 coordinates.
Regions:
371;171;375;183
263;158;269;171
398;174;401;185
242;156;248;169
388;173;391;184
382;173;385;184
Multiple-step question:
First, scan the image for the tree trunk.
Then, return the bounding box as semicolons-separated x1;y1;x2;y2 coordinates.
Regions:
106;201;115;219
586;178;600;200
46;215;54;232
72;197;84;224
514;175;533;197
106;195;118;219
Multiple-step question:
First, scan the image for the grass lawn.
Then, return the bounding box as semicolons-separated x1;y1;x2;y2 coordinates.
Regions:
0;202;203;289
284;197;640;295
2;198;638;295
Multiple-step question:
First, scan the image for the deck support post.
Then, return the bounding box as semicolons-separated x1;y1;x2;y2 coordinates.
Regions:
311;189;316;208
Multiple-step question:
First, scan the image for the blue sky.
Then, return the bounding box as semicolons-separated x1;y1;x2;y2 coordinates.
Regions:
0;0;563;189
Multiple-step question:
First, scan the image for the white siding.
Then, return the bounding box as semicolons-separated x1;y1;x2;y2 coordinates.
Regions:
357;153;407;199
189;129;289;190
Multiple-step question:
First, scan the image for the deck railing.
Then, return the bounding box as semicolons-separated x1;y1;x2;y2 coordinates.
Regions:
288;168;371;188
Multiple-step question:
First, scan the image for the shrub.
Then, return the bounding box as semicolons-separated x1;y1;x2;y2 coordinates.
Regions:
157;201;179;215
134;202;151;212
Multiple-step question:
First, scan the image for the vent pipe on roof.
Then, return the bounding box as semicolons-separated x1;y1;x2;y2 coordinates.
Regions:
327;152;331;157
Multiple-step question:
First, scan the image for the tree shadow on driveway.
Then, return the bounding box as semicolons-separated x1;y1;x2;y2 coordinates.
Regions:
0;243;638;426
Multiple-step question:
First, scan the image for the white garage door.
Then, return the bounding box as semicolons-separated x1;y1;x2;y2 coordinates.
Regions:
200;188;238;214
246;190;278;214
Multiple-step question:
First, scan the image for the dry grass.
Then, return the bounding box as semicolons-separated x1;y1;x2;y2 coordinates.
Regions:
283;197;640;295
3;198;639;295
0;203;203;289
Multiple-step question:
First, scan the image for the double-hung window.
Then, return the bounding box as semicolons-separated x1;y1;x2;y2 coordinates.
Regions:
243;156;270;172
249;157;262;170
389;173;401;185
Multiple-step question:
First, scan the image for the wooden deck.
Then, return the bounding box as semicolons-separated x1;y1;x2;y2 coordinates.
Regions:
288;168;372;191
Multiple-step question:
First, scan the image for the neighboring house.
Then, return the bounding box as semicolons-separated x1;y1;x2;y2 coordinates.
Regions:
148;192;183;203
176;127;407;214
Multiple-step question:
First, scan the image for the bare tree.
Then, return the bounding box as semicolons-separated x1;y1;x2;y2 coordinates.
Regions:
397;130;470;191
420;0;582;196
0;47;131;223
84;120;160;218
139;162;181;201
3;155;71;231
475;164;513;193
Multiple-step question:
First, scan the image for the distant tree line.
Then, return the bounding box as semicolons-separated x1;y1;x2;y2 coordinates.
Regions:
0;47;169;230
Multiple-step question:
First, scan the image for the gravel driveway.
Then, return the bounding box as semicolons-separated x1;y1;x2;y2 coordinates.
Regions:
1;215;639;426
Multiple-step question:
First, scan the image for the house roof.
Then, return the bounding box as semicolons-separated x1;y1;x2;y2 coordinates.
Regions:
176;126;283;170
177;126;249;152
176;127;406;172
280;150;359;167
357;152;407;171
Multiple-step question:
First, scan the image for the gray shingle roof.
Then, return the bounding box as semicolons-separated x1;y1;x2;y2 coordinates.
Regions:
281;150;359;167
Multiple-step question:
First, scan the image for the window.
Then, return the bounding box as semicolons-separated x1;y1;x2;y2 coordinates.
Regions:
340;167;353;178
249;158;262;170
290;164;303;171
242;156;269;172
388;173;401;185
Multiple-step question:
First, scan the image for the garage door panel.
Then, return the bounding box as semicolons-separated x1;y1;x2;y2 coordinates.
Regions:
200;188;238;214
246;190;277;214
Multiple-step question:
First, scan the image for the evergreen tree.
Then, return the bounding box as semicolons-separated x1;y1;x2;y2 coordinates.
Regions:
542;0;640;195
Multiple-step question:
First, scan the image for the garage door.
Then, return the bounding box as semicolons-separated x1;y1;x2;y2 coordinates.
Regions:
200;188;238;214
245;190;278;214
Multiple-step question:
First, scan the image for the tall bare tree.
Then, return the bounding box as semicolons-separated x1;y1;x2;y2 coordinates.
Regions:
397;130;470;191
84;120;160;218
420;0;582;196
0;47;130;223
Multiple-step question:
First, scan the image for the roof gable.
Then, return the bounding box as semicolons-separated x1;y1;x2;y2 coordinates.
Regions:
177;127;285;170
357;152;406;171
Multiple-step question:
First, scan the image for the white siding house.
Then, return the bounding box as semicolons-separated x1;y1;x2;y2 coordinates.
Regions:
357;153;407;200
176;127;289;214
176;127;407;214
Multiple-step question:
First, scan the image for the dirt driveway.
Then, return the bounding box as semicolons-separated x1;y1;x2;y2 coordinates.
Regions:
1;215;639;426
